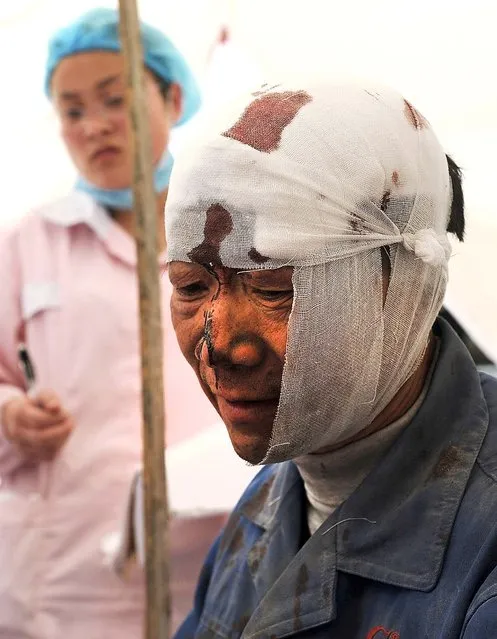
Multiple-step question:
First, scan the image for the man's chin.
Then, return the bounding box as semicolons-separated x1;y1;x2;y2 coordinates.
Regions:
225;425;270;466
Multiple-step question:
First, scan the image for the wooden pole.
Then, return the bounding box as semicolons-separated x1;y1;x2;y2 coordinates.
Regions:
118;2;170;638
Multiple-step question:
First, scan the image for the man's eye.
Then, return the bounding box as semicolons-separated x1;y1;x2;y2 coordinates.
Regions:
253;288;293;301
176;283;209;298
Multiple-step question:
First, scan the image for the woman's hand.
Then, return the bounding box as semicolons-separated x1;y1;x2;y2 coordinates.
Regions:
1;391;74;462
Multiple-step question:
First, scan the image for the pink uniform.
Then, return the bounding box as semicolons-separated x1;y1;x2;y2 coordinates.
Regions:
0;191;218;638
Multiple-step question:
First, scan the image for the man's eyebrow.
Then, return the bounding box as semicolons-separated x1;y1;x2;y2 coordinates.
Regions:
240;269;293;282
58;75;121;101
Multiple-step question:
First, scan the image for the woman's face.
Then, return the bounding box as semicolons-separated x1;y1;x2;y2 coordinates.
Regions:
51;51;181;190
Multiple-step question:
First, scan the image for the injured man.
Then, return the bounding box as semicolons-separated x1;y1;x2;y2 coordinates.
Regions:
166;81;497;638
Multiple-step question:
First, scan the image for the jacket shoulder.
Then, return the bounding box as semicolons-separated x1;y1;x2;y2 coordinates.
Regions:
476;373;497;481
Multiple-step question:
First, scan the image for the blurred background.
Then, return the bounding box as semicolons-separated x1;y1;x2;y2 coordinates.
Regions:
0;0;495;628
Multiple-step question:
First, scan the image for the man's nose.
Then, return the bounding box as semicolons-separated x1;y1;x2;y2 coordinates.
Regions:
197;298;265;370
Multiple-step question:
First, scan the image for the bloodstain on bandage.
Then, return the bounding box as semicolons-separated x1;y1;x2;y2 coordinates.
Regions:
248;247;270;264
392;170;400;187
349;213;366;234
404;99;428;130
380;190;391;213
188;203;234;266
223;90;313;153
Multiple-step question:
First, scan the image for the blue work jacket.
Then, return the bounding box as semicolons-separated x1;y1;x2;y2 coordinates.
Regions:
176;320;497;638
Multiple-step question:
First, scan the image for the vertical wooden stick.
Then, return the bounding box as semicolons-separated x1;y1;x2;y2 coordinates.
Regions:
118;2;170;638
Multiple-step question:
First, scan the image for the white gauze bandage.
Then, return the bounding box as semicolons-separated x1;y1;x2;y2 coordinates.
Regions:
166;82;452;464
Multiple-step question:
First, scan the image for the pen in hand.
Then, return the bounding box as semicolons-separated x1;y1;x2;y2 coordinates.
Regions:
17;343;37;395
13;343;73;489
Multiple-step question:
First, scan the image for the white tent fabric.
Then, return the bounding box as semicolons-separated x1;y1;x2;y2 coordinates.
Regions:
445;217;497;365
0;1;495;515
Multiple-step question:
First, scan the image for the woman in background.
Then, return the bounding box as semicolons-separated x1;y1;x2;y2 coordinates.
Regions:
0;8;217;638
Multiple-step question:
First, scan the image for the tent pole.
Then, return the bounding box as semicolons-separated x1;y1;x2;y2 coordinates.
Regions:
118;2;170;637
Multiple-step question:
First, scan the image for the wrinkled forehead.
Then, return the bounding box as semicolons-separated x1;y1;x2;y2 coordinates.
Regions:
169;261;294;289
166;82;450;270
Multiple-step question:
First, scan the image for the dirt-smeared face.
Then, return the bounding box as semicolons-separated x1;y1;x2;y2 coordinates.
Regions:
169;261;293;464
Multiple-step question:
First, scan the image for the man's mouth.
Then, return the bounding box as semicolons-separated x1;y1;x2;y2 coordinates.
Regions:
216;394;279;423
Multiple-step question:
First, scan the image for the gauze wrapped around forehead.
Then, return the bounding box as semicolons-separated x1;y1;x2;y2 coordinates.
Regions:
166;81;452;463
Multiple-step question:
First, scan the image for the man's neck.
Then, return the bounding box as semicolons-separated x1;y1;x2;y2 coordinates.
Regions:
297;332;438;535
110;189;168;254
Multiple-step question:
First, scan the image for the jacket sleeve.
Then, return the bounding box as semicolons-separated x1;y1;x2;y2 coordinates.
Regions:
462;595;497;637
0;226;29;475
462;563;497;638
173;535;222;639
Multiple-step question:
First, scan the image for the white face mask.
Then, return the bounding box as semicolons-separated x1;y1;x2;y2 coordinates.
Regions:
166;81;452;463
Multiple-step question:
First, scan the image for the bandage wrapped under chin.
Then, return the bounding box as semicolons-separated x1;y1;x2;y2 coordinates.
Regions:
166;81;452;464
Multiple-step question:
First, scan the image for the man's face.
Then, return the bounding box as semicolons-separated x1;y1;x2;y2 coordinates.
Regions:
169;262;293;464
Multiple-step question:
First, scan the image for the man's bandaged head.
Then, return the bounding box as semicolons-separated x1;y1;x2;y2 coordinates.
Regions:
166;81;452;464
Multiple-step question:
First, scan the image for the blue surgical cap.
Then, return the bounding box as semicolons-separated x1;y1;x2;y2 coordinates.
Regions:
45;7;201;125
